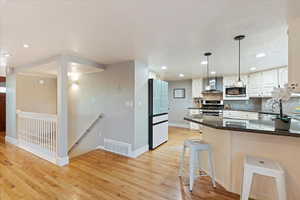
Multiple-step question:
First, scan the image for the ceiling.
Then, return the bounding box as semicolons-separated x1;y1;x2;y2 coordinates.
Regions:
19;61;104;78
0;0;297;80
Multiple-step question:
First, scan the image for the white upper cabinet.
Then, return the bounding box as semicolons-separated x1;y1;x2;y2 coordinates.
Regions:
261;70;278;97
192;78;203;98
278;67;288;88
262;70;278;88
248;68;287;98
248;72;263;97
288;18;300;93
223;76;236;87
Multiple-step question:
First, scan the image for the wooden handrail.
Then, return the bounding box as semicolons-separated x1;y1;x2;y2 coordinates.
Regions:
68;113;103;153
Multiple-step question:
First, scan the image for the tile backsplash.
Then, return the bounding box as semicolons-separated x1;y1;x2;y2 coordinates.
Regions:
224;98;300;115
262;97;300;115
224;99;262;111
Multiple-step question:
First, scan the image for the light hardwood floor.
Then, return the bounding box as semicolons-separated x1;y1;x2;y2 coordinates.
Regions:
0;127;239;200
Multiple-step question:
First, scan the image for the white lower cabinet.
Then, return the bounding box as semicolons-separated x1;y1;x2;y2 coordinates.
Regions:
190;122;200;130
189;109;200;130
223;110;259;120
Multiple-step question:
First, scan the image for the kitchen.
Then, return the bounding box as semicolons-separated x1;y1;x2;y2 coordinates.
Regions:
168;58;299;133
188;65;293;130
163;29;300;199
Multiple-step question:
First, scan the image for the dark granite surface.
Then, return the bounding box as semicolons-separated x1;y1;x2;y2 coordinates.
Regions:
223;109;279;115
184;115;300;137
188;107;279;115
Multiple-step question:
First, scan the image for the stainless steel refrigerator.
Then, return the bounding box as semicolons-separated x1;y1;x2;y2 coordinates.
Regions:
148;79;168;150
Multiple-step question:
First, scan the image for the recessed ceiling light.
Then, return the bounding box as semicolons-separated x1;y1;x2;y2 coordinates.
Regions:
211;71;216;75
256;53;266;58
250;67;257;71
179;73;184;77
161;66;167;70
201;61;208;65
23;44;30;48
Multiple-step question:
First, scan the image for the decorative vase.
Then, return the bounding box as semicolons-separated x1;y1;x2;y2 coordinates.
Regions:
274;118;291;131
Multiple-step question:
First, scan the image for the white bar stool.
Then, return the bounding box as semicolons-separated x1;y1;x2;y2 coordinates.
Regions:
179;139;216;191
241;155;287;200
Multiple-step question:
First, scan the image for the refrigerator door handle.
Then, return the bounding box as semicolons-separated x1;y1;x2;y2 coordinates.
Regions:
153;120;168;126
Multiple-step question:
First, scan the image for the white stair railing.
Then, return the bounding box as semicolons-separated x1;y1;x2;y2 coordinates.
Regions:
17;111;58;163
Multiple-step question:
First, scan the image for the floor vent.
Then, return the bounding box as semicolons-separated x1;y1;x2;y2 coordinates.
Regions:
104;139;132;156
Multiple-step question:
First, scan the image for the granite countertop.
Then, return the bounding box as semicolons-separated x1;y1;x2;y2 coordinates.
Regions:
184;115;300;137
188;107;279;115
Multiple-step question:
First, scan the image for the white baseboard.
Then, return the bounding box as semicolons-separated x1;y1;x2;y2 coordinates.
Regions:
56;156;69;166
5;136;18;145
96;144;149;158
130;145;149;158
168;123;189;129
18;142;70;166
5;137;69;166
96;145;128;157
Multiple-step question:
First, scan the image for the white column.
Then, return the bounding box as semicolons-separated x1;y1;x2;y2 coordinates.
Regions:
5;72;18;144
56;56;69;166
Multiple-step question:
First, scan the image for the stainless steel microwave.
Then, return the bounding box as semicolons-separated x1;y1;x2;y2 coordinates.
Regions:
225;87;246;97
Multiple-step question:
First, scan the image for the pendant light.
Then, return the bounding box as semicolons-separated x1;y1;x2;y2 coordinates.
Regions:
204;52;212;90
234;35;245;87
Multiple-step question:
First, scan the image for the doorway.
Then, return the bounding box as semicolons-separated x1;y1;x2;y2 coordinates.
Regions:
0;76;6;141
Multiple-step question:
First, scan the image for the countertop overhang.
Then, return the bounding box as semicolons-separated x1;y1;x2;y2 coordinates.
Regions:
184;115;300;137
188;108;279;115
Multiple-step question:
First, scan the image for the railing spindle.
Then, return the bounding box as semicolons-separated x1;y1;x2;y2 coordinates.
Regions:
16;111;57;157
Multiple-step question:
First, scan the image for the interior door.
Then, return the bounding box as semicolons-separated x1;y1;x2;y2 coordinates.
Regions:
0;93;5;132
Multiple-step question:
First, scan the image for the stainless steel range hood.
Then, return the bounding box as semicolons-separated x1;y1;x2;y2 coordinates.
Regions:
202;77;223;94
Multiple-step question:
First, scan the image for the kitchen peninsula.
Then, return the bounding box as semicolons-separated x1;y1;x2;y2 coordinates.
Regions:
184;115;300;200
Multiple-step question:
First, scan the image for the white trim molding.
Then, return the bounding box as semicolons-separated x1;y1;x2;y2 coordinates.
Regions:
5;136;69;166
130;145;149;158
56;156;69;166
5;136;18;145
168;123;189;129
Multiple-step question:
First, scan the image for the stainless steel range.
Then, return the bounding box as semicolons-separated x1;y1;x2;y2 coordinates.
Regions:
201;100;224;116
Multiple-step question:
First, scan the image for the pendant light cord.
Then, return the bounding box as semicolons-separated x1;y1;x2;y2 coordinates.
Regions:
238;39;241;82
207;55;209;86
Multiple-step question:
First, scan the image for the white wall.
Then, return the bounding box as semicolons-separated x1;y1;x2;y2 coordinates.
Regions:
68;60;149;157
134;60;148;150
5;61;148;157
168;80;193;128
16;75;57;114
